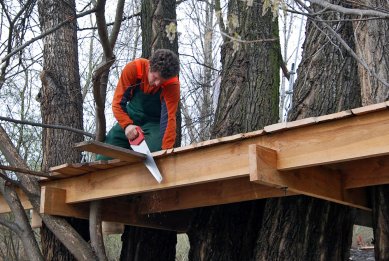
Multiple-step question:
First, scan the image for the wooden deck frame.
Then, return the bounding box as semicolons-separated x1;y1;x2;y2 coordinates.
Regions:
2;104;389;229
249;145;369;210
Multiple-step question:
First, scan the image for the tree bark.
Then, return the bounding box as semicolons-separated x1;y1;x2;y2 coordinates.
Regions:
38;0;89;260
352;1;389;260
120;226;177;261
188;1;280;260
120;0;179;260
211;0;280;138
255;1;360;260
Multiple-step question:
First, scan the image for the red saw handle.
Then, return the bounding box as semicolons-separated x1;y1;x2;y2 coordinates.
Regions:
129;126;145;145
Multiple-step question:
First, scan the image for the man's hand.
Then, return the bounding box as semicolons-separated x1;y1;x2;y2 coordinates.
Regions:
125;125;139;141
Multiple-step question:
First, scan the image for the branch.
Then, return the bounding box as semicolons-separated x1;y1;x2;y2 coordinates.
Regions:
1;8;97;64
0;116;95;138
94;0;113;59
0;125;97;260
307;0;389;18
90;201;108;261
0;164;50;178
0;178;43;260
296;0;389;88
0;172;19;186
78;13;140;31
0;215;19;232
109;0;125;50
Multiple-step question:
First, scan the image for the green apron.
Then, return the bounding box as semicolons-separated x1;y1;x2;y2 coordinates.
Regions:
96;84;162;160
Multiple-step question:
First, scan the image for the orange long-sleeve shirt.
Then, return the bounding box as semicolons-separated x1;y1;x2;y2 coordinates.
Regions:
112;58;180;149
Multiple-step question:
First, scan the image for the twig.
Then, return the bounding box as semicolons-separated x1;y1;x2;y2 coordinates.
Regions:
0;116;95;138
0;164;50;178
1;8;97;64
296;0;389;88
308;0;389;18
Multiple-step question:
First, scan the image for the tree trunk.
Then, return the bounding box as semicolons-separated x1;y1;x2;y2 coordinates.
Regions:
188;1;280;260
212;0;280;137
255;1;361;260
38;0;89;260
352;1;389;259
120;0;179;260
120;227;177;261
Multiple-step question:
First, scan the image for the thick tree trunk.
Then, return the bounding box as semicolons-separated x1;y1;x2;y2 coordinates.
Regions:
352;1;389;259
120;0;179;260
288;2;361;120
256;1;361;260
120;226;177;261
188;201;265;261
38;0;89;260
212;0;280;137
188;1;280;260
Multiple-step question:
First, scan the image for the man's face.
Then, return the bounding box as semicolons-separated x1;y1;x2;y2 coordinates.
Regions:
148;70;166;87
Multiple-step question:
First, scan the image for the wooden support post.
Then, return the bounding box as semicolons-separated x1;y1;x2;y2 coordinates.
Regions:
249;145;370;210
137;177;297;214
40;186;191;232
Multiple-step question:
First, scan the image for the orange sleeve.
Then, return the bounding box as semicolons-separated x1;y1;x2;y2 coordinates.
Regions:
161;81;180;149
112;61;139;129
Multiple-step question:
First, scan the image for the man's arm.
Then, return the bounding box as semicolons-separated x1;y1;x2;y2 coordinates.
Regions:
112;61;139;130
160;80;180;149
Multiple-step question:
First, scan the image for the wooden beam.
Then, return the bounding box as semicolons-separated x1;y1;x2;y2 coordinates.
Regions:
0;188;32;213
75;141;146;163
276;111;389;170
249;145;370;210
334;156;389;189
42;140;251;203
137;177;297;214
42;109;389;206
40;186;190;232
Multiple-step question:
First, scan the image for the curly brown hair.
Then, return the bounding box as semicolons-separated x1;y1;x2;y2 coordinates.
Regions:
149;49;180;79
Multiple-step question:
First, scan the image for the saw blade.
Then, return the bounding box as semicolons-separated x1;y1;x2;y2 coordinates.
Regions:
131;141;163;183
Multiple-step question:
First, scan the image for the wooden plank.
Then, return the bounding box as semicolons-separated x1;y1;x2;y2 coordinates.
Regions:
49;163;92;178
137;177;297;214
276;110;389;170
43;140;251;203
0;188;32;213
40;186;190;232
249;145;370;210
334;156;389;189
40;187;89;218
75;141;147;163
351;102;387;115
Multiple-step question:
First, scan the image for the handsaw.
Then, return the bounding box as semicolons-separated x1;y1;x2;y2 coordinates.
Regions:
129;126;163;183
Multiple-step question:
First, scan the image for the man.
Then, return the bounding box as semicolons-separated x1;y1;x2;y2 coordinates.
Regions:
98;49;180;159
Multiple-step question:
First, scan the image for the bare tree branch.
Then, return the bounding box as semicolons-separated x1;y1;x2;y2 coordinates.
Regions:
0;116;95;138
0;178;43;260
0;164;50;178
94;0;113;59
0;8;97;65
308;0;389;18
296;0;389;88
0;215;19;233
109;0;126;50
90;201;108;261
0;124;97;260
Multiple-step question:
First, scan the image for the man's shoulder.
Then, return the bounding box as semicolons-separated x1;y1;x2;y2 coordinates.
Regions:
133;58;149;65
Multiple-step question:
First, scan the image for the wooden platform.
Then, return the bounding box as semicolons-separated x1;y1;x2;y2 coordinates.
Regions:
2;102;389;231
